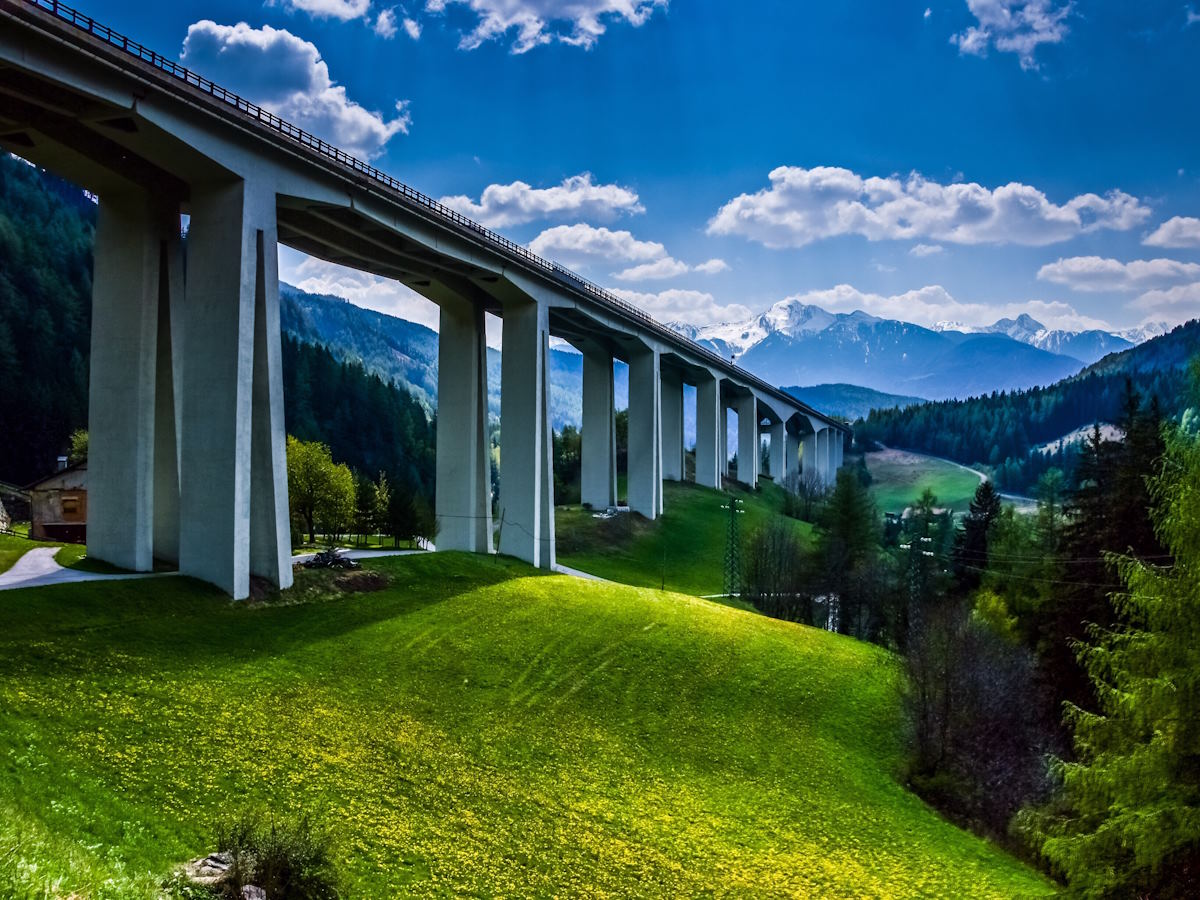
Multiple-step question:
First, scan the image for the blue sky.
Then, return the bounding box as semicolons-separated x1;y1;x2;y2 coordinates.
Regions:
85;0;1200;335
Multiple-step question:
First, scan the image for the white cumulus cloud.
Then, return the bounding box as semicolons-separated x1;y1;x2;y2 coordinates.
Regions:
909;243;944;256
707;165;1148;249
404;16;423;38
375;8;398;37
1038;256;1200;292
440;174;643;228
426;0;667;53
612;257;689;281
1143;216;1200;249
271;0;372;22
951;0;1070;70
181;21;410;159
529;223;664;266
608;288;751;326
284;254;442;332
694;258;730;274
1132;282;1200;325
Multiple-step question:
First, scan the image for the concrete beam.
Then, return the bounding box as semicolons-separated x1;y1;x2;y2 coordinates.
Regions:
497;298;555;567
661;372;684;482
581;349;617;510
694;373;721;489
435;293;493;553
179;180;293;599
627;345;662;519
736;393;758;487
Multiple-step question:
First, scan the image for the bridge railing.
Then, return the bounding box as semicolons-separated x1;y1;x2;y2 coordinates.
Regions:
20;0;844;431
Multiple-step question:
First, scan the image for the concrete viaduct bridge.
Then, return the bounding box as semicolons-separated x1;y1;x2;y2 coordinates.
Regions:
0;0;849;599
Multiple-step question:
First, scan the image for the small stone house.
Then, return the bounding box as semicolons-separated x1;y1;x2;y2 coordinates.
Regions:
29;461;87;543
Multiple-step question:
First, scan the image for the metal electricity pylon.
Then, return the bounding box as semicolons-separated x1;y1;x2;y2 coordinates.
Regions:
721;496;745;598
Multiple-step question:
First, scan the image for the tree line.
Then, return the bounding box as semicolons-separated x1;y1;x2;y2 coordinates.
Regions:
741;373;1200;894
854;335;1194;494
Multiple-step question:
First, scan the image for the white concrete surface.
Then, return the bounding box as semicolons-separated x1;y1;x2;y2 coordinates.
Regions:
497;298;555;568
661;373;684;482
581;349;617;510
694;374;721;489
736;394;758;487
627;345;663;519
767;421;785;481
436;293;494;553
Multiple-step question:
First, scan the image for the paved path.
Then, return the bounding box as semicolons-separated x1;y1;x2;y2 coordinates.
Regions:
0;547;161;592
291;548;426;564
552;563;610;583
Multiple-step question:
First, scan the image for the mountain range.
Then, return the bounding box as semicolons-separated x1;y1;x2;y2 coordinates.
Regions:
669;300;1170;402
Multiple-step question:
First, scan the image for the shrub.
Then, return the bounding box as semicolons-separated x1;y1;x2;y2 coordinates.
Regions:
215;812;342;900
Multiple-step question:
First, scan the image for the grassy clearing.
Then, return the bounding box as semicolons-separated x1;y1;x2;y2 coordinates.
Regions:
865;448;986;515
557;478;812;598
0;554;1053;897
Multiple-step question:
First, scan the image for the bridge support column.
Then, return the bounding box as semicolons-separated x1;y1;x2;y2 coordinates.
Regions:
498;299;554;567
581;349;616;510
736;394;758;487
179;181;293;599
661;372;684;482
720;403;729;479
694;374;721;489
88;191;181;573
627;345;662;519
767;421;785;482
833;432;844;476
785;430;801;488
436;294;493;553
802;433;818;483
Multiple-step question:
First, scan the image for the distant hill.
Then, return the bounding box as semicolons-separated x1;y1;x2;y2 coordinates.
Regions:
855;319;1199;493
783;384;925;420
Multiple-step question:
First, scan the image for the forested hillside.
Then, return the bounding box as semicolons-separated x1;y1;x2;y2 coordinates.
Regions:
0;154;94;485
855;320;1199;493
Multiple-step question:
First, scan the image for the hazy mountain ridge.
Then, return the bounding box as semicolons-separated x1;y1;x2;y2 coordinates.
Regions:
667;298;1168;401
782;384;926;420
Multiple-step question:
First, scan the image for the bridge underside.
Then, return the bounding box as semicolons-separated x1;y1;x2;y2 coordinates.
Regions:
0;1;847;598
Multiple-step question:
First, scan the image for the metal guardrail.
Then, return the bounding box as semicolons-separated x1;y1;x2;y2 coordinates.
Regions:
16;0;847;432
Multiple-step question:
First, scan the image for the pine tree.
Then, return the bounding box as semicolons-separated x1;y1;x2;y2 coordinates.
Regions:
1021;366;1200;896
953;479;1002;591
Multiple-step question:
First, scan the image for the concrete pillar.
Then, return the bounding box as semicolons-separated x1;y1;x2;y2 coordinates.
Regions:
818;428;833;486
153;226;185;564
785;430;801;488
720;403;729;478
802;433;817;481
661;371;684;482
627;345;662;519
497;299;554;568
767;421;785;481
436;293;492;553
581;349;617;509
179;180;293;599
694;373;721;489
834;432;844;474
88;191;173;573
736;393;758;487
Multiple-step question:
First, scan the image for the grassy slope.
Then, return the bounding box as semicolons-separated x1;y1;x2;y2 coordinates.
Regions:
0;554;1052;897
557;478;812;598
865;448;985;515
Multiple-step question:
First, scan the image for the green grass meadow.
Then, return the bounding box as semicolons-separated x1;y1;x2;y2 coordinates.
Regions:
557;478;812;598
0;553;1053;897
864;448;986;515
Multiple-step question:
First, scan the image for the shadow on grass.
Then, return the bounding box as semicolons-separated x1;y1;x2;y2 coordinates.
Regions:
0;552;544;678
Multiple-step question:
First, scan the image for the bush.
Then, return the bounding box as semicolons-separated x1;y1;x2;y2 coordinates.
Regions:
215;812;342;900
